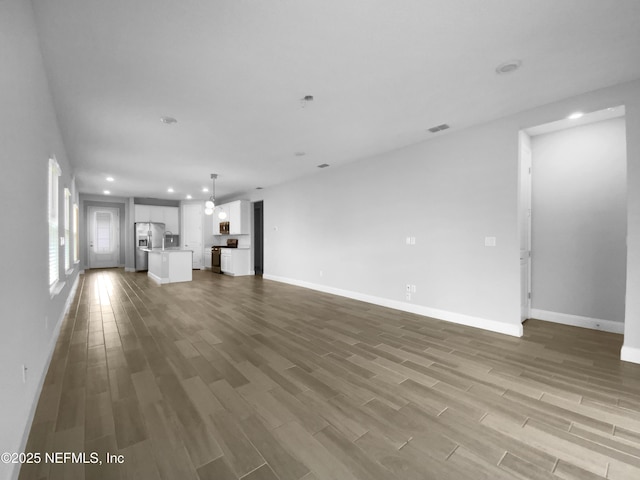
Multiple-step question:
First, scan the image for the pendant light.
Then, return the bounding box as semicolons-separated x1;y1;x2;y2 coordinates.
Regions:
204;174;217;215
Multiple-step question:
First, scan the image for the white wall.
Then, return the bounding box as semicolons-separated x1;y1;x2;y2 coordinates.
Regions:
234;79;640;353
238;119;523;336
0;1;80;479
531;118;627;323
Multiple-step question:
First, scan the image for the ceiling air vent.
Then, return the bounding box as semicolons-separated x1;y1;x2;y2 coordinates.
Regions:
317;163;330;168
428;124;450;133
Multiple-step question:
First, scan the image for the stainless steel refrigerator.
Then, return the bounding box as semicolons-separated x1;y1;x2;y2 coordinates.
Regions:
134;222;165;271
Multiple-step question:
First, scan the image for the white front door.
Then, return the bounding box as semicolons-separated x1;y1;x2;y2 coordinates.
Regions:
183;203;203;269
88;206;120;268
519;135;532;322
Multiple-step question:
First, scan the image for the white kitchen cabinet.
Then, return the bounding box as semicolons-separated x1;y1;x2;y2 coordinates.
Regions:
213;200;250;235
220;248;250;276
134;204;151;222
229;200;250;234
149;206;164;224
163;207;179;233
147;249;192;284
220;250;232;273
134;205;179;232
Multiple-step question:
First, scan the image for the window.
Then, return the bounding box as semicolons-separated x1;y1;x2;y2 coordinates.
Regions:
95;212;113;252
64;188;71;271
73;203;79;263
48;157;61;287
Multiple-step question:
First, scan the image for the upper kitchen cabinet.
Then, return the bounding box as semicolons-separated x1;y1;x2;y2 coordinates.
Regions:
213;200;250;235
134;205;179;233
134;204;151;223
163;207;179;233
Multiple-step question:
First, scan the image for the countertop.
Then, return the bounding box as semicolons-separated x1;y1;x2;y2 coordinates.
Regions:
142;247;193;253
214;246;251;250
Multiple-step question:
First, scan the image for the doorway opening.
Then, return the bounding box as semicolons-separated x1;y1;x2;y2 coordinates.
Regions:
254;201;264;276
518;105;627;333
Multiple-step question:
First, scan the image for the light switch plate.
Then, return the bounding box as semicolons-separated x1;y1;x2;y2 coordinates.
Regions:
484;236;497;247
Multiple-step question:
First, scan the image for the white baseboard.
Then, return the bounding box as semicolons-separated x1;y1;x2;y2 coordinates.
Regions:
13;274;80;480
124;267;136;272
147;271;166;284
263;274;523;337
621;345;640;364
530;308;624;334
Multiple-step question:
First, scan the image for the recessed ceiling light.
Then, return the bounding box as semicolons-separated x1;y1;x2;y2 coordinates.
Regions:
160;116;177;124
202;187;209;192
106;176;114;182
495;59;522;75
167;187;174;193
103;190;110;195
186;194;192;199
256;187;263;190
568;112;584;120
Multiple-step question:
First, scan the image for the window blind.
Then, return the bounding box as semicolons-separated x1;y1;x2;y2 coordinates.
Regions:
73;204;79;263
64;188;71;271
48;158;61;287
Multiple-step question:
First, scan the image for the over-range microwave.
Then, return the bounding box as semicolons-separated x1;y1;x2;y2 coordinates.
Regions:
219;221;230;234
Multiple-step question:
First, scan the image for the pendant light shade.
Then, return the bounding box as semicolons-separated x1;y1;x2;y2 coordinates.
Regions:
204;174;217;215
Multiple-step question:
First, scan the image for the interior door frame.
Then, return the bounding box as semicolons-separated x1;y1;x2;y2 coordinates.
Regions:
518;131;532;322
87;206;121;269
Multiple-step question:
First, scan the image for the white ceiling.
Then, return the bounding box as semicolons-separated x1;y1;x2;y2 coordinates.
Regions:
31;0;640;201
525;105;626;137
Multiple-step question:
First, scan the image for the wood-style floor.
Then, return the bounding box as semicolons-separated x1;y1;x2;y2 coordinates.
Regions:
19;269;640;480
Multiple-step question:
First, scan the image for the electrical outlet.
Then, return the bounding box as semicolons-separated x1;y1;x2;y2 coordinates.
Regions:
410;237;416;245
405;292;411;301
405;236;411;245
411;285;416;293
405;284;411;292
484;236;497;247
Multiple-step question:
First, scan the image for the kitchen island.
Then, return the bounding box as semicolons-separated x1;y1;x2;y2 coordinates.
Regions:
144;248;193;284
